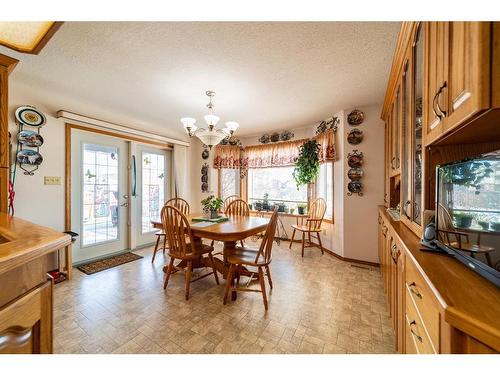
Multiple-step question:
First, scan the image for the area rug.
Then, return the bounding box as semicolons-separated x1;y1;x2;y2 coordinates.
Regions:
77;252;143;275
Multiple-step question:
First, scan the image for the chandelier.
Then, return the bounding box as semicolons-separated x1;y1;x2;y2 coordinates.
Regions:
181;90;239;148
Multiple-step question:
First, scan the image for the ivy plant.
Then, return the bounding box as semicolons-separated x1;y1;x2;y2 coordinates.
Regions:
293;139;320;188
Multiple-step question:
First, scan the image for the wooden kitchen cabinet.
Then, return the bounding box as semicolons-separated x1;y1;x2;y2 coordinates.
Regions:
0;281;53;354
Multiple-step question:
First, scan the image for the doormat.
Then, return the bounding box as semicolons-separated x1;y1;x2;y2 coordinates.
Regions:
77;252;143;275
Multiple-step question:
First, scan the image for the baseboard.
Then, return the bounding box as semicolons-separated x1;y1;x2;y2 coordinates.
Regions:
286;238;380;268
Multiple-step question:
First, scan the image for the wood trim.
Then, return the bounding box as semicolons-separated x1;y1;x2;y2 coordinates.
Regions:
64;124;71;231
0;54;19;75
66;123;173;149
0;22;63;55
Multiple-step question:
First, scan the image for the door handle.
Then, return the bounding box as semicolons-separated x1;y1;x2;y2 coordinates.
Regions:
120;202;129;207
432;81;447;120
123;194;129;199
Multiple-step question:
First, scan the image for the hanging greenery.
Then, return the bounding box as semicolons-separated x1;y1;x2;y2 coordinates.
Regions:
293;139;320;188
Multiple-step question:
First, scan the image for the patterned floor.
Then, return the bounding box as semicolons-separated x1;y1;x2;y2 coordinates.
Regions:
53;240;395;354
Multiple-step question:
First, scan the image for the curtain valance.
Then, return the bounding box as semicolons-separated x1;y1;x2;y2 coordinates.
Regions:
213;145;242;169
213;129;336;170
244;139;306;168
315;129;336;163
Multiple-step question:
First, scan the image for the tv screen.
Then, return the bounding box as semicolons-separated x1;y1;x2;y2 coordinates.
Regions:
435;150;500;287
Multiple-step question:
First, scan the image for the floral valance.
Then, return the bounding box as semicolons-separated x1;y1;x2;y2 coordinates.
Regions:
244;139;306;168
213;129;336;170
213;145;242;169
315;129;336;163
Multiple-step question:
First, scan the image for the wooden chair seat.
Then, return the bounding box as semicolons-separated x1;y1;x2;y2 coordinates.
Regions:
168;243;214;260
291;224;321;233
227;248;272;267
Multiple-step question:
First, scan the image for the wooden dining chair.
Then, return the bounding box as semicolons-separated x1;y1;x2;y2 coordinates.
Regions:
152;197;190;263
289;197;326;257
225;199;249;247
223;209;278;310
161;205;219;300
223;195;240;212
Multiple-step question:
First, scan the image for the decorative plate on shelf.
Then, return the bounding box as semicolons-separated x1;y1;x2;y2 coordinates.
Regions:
347;167;364;181
18;130;44;147
280;130;294;141
347;109;364;126
259;134;270;144
202;148;209;159
347;128;363;145
17;149;43;165
347;181;363;196
347;149;364;168
15;106;47;127
270;132;280;142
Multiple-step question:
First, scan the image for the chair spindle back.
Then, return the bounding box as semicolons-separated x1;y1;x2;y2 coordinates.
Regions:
225;199;250;217
255;208;278;264
161;205;195;258
307;198;326;230
223;195;240;212
165;197;190;215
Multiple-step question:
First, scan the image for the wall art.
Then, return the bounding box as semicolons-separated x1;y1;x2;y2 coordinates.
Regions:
347;128;363;145
15;105;46;176
347;181;363;196
201;163;209;192
347;109;364;126
201;145;209;159
347;149;364;168
316;116;339;135
258;130;295;144
347;167;363;181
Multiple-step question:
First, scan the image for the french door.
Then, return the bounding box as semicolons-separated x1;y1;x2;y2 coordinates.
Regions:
133;144;171;247
71;129;129;263
70;128;172;263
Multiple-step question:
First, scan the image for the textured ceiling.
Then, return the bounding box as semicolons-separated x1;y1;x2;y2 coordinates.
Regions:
1;22;400;139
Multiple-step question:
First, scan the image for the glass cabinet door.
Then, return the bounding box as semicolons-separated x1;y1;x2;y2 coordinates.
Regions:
401;61;411;219
412;24;424;226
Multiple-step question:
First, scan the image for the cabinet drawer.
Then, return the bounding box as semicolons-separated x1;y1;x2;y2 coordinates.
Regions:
405;256;440;351
405;288;436;354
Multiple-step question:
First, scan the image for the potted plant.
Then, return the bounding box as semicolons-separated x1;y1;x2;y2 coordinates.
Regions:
290;208;295;215
254;200;263;211
453;212;474;229
297;203;307;215
201;195;223;219
277;202;286;213
293;139;320;188
248;203;253;210
491;221;500;232
262;193;270;211
477;220;490;230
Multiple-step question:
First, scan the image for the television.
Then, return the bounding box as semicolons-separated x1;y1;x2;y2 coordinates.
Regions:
432;150;500;287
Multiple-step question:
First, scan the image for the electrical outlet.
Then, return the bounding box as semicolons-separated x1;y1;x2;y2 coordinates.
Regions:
44;176;61;185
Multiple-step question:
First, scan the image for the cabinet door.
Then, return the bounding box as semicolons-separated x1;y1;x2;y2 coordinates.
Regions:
0;281;53;354
424;22;448;144
444;22;491;133
396;250;405;353
401;57;412;220
392;87;401;174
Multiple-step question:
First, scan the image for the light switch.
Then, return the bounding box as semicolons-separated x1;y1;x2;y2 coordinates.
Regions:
44;176;61;185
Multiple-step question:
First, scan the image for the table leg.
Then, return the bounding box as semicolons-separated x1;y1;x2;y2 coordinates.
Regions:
223;241;238;301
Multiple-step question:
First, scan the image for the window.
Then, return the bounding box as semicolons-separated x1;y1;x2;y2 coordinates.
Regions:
317;162;333;219
141;152;165;233
247;166;307;212
82;143;119;246
220;168;240;201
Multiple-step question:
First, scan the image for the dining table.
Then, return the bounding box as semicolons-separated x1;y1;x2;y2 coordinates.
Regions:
151;214;270;299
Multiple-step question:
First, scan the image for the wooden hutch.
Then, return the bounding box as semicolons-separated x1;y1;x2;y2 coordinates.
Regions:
379;22;500;353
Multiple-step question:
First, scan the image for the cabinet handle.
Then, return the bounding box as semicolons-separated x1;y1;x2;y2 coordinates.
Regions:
433;81;448;120
396;157;400;169
409;321;423;343
408;282;422;299
378;215;382;224
391;157;396;169
403;200;411;219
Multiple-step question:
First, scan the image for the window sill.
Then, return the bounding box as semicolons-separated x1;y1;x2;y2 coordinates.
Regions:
250;210;334;224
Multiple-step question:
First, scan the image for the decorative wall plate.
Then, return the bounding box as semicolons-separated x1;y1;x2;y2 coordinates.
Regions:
316;120;327;135
17;149;43;165
347;128;363;145
258;134;270;144
18;130;44;147
280;130;294;141
15;106;46;127
347;181;363;196
347;109;364;126
270;132;280;142
347;167;364;181
202;148;209;159
347;149;364;168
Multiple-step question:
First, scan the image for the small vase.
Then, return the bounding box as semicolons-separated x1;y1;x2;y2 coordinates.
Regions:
210;210;218;219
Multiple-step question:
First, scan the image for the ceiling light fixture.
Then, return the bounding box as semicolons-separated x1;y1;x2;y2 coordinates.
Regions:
181;90;239;148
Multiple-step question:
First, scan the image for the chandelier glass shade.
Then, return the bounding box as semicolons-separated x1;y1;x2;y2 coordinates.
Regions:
181;91;238;148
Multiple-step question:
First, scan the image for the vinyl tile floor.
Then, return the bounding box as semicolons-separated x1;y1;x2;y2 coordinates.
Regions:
53;240;395;354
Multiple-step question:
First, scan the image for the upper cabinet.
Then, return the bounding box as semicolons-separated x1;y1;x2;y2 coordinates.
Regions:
424;22;492;144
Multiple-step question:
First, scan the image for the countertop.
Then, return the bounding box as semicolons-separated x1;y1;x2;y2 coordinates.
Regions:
0;213;71;275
